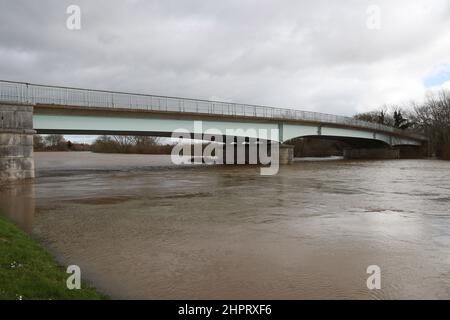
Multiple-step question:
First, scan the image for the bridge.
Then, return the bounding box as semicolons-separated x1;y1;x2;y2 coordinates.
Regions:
0;80;426;181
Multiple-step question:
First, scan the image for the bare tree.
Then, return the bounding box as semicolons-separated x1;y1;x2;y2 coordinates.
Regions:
44;134;67;151
33;134;45;151
91;135;171;154
413;90;450;158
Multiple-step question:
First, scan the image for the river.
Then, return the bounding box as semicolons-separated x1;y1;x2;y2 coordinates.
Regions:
1;151;450;299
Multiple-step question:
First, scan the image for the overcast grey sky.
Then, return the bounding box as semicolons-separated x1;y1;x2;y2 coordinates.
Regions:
1;0;450;116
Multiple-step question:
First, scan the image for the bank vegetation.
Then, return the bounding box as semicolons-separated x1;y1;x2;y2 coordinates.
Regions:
353;89;450;160
34;134;173;155
0;216;107;300
34;134;90;152
91;136;172;154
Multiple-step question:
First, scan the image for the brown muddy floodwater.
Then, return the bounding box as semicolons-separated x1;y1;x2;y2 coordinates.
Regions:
1;151;450;299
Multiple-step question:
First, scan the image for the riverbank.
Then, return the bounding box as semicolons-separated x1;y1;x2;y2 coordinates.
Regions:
0;216;107;300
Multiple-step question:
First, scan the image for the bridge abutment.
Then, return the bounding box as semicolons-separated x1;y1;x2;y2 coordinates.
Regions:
0;104;35;182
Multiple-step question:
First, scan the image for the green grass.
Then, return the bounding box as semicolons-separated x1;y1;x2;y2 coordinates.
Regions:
0;216;108;300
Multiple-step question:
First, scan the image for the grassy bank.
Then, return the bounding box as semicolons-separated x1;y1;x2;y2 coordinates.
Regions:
0;216;107;300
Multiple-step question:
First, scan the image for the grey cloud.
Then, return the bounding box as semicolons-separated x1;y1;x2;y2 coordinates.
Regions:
1;0;449;115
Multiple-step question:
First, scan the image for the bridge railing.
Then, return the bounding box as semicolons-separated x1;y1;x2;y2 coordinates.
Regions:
0;80;424;140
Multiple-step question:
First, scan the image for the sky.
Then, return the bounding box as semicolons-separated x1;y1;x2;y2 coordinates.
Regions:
1;0;450;119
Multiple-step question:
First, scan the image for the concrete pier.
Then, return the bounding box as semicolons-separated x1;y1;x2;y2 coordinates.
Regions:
216;139;262;165
279;144;294;164
394;145;426;159
343;148;400;160
197;141;295;165
0;104;35;182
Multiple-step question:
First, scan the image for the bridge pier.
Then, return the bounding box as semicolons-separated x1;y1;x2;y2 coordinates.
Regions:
219;138;261;165
393;145;427;159
208;141;294;165
0;104;35;182
343;148;399;160
279;144;294;165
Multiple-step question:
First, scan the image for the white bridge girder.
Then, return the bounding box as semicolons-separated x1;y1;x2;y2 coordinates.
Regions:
33;113;422;146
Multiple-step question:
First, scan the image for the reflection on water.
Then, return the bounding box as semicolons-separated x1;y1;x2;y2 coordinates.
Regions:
0;181;35;233
2;152;450;299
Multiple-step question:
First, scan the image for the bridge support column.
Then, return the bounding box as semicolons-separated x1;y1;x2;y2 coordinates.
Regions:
393;145;426;159
279;144;294;165
343;148;399;160
220;138;259;164
0;104;35;182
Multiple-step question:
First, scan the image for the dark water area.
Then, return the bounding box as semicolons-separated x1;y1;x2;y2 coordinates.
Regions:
1;152;450;299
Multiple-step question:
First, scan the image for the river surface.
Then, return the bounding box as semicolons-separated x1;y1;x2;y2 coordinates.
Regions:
1;152;450;299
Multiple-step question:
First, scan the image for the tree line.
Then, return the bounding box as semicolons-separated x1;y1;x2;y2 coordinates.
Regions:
353;90;450;159
91;136;172;154
33;134;90;151
34;134;172;154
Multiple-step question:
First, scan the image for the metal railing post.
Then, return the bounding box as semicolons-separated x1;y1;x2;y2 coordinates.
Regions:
25;83;29;104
